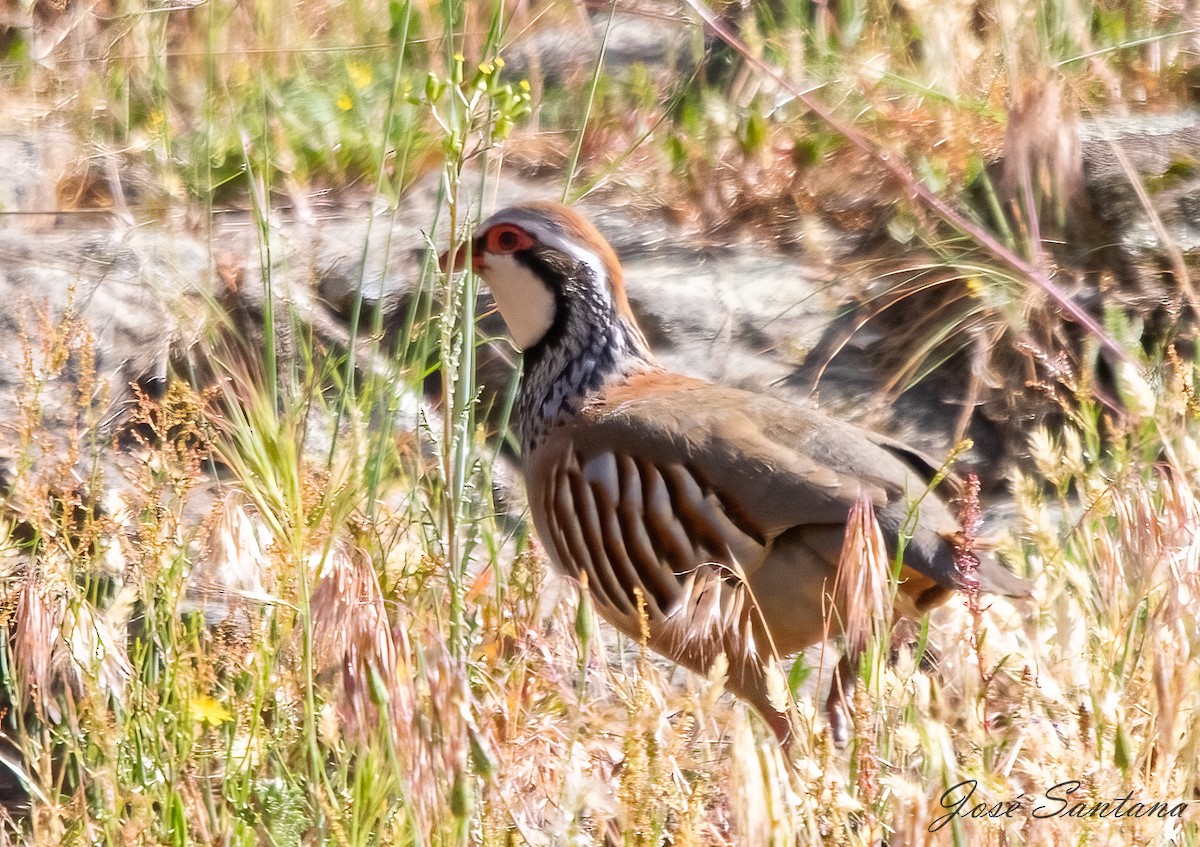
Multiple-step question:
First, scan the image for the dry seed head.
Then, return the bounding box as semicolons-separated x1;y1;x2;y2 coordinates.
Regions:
59;599;132;707
14;572;59;718
1027;426;1062;481
763;659;789;715
317;701;342;748
15;563;132;723
1002;76;1083;213
703;651;729;713
834;493;892;657
896;0;983;95
186;491;271;626
1060;425;1086;479
309;540;410;745
1116;360;1157;419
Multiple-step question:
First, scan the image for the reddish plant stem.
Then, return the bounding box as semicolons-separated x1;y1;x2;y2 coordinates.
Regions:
683;0;1130;364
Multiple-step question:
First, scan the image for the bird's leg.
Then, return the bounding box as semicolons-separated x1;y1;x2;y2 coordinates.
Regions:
825;652;858;747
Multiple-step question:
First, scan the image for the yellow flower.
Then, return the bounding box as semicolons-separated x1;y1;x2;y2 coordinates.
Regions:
192;695;232;727
337;93;353;111
346;60;372;89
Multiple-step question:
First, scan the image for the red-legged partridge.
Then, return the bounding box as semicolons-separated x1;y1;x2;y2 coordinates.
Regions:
442;201;1029;740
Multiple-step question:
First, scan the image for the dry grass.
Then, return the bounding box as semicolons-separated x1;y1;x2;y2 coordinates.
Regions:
1;276;1200;843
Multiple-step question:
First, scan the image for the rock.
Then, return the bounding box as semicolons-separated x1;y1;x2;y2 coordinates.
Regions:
0;124;75;230
1;109;1197;535
1078;110;1200;267
0;226;211;492
500;8;696;87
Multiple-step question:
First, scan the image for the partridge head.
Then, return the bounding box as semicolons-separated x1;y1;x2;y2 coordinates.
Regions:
442;201;1029;740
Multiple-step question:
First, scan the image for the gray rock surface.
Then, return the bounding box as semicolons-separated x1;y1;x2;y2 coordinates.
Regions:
0;226;210;485
500;8;697;87
1078;110;1200;259
0;108;1197;515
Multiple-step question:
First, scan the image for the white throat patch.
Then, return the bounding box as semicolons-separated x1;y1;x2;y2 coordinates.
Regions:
479;253;557;350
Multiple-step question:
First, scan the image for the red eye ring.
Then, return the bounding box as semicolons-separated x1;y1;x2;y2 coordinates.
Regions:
485;224;535;255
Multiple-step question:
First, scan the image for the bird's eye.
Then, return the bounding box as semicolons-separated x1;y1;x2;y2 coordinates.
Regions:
486;224;533;254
